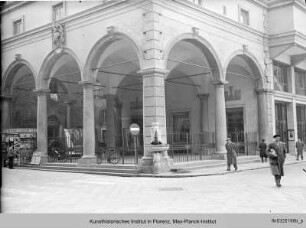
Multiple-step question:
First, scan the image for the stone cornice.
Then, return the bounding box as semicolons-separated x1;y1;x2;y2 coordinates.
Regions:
1;1;33;15
268;0;306;12
167;0;267;41
246;0;269;8
1;0;132;49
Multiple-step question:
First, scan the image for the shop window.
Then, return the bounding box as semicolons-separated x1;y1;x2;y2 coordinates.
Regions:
53;2;64;21
273;62;289;92
13;17;24;35
295;69;306;96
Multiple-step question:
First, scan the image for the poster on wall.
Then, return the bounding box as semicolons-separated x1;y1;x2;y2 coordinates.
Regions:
288;129;295;141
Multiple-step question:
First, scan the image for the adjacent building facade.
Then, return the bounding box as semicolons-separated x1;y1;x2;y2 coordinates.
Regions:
1;0;306;169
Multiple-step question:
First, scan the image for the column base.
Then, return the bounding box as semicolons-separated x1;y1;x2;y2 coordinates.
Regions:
138;154;173;174
211;152;227;160
78;156;97;166
39;155;49;164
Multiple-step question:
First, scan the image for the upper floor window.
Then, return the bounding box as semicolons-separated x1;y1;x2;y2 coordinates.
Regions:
273;62;289;92
240;8;249;26
53;2;64;21
13;17;24;35
295;69;306;96
188;0;202;5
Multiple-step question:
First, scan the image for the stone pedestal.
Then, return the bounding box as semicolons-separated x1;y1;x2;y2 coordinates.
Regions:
138;144;173;173
78;156;97;166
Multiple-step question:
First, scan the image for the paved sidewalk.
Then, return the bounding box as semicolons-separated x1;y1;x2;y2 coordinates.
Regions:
142;154;305;177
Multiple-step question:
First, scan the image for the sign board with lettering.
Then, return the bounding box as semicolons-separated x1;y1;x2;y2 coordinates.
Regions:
30;152;42;165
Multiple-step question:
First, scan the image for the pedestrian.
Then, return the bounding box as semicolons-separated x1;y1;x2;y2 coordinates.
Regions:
267;134;287;187
258;139;268;163
225;137;238;171
7;142;15;169
296;138;304;161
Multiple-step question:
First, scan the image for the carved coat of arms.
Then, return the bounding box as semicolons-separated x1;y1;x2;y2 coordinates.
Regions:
52;23;65;49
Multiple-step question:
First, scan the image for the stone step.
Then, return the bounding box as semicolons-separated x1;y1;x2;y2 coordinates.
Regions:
19;164;138;174
172;157;260;170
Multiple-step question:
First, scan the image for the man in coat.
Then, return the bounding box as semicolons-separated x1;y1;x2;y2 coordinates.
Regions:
225;137;238;171
7;142;15;169
267;134;287;187
258;139;268;163
295;138;304;161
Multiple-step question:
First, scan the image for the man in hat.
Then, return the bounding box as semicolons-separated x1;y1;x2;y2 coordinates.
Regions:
225;137;238;171
267;134;287;187
295;138;304;161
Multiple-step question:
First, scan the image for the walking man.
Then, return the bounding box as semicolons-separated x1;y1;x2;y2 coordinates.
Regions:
258;139;268;163
267;134;287;187
225;137;238;171
296;138;304;161
7;142;15;169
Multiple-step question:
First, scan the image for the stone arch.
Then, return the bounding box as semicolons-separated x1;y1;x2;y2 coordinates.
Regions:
37;48;83;89
83;32;143;82
163;33;224;81
224;50;264;89
2;59;37;94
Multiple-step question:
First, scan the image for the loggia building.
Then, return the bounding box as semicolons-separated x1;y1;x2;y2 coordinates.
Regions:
1;0;306;170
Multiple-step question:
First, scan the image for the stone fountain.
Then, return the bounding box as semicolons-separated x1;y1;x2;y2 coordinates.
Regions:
138;123;173;174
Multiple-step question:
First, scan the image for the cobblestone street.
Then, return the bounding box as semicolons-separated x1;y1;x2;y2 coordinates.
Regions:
1;161;306;213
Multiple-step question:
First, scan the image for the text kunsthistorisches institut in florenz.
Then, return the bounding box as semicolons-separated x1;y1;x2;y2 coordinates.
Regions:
1;0;306;172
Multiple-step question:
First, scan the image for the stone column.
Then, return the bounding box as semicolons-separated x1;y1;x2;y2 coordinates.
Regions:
65;100;75;129
256;88;274;142
138;68;173;172
35;89;49;163
105;94;116;148
212;81;227;159
198;94;209;143
1;95;13;130
78;81;96;165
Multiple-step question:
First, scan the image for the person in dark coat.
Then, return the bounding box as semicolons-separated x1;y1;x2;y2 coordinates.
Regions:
295;138;304;161
267;134;287;187
7;142;15;169
258;139;268;163
225;137;238;171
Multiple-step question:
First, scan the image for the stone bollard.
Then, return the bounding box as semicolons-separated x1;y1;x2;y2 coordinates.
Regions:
153;152;161;173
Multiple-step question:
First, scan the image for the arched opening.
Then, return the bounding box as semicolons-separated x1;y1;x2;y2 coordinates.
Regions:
43;52;83;162
165;38;222;162
225;54;262;155
91;37;142;164
2;62;37;164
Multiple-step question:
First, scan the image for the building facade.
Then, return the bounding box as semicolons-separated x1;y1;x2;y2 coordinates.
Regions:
1;0;306;170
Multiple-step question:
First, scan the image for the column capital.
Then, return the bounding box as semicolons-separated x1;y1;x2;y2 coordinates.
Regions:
138;68;169;77
255;88;274;94
34;89;49;95
79;80;96;87
197;93;209;100
211;80;228;86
